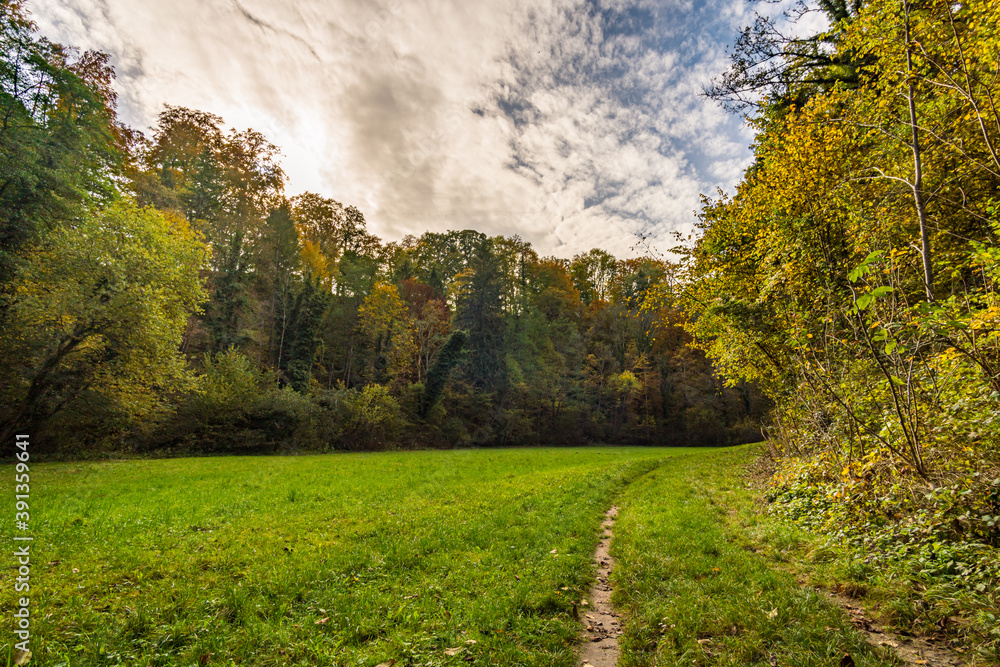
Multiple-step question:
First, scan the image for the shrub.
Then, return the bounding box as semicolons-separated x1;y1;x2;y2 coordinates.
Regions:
339;384;405;451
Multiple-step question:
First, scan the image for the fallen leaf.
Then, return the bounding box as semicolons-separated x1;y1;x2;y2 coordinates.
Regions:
767;608;778;619
375;662;397;667
840;654;856;667
314;617;329;625
464;639;477;645
199;654;210;666
13;650;31;666
444;647;463;656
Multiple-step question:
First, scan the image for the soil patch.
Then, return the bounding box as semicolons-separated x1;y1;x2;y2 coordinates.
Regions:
823;589;967;667
580;505;622;667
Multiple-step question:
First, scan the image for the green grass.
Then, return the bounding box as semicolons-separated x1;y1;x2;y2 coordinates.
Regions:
612;447;898;667
2;446;912;667
2;448;681;666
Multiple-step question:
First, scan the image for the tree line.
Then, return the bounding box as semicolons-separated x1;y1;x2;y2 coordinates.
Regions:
0;1;765;456
684;0;1000;643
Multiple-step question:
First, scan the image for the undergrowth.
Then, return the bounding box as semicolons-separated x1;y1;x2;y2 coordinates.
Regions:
766;448;1000;663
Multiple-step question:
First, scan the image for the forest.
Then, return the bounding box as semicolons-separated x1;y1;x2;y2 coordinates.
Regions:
3;0;1000;659
0;1;765;458
683;0;1000;649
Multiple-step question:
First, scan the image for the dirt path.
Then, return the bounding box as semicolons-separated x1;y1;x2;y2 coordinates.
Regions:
580;505;622;667
821;589;966;667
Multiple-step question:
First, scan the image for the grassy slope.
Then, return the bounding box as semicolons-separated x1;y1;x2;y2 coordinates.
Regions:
2;448;682;666
2;446;917;667
612;446;898;667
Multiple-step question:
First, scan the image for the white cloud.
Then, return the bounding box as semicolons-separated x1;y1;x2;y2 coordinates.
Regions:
28;0;754;259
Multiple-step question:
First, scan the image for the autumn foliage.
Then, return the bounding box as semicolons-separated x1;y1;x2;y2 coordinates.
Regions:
0;2;764;456
688;0;1000;651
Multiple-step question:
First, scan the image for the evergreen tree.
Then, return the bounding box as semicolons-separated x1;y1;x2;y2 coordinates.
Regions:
419;330;467;419
281;277;330;391
455;239;508;394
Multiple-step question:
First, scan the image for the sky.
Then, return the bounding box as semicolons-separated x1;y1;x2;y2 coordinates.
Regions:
28;0;758;259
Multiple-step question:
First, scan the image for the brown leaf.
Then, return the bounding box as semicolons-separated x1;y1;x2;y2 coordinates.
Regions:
444;647;463;656
199;654;210;666
13;650;31;666
840;653;856;667
314;617;329;625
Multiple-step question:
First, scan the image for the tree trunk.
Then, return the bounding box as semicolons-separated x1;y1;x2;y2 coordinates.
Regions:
904;0;935;301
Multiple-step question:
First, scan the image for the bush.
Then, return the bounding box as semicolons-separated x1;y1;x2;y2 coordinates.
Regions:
339;384;405;451
150;350;327;453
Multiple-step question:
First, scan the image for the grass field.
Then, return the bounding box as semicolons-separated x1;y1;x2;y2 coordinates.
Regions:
1;447;898;667
612;448;895;667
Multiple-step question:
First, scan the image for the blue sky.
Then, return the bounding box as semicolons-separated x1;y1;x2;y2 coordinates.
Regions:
29;0;759;258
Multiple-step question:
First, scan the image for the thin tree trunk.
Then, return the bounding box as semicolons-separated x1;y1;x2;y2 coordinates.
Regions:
904;0;934;301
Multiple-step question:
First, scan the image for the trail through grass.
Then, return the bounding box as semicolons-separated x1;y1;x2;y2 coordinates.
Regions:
2;446;918;667
2;448;681;666
612;447;898;667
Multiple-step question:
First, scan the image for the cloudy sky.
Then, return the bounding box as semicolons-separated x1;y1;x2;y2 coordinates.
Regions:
28;0;757;258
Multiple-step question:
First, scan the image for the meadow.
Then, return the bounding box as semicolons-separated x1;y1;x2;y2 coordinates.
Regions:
612;448;895;667
1;447;896;667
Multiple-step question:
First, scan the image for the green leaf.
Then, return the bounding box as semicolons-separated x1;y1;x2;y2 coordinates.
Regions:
865;250;885;263
884;340;897;354
856;294;873;310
